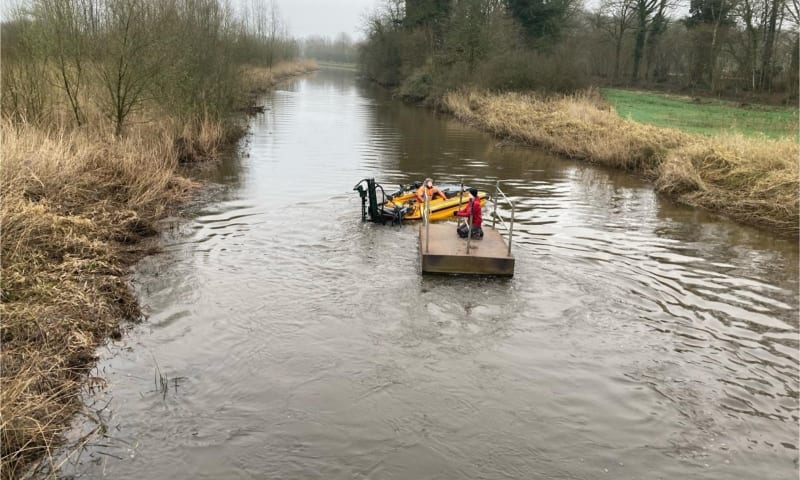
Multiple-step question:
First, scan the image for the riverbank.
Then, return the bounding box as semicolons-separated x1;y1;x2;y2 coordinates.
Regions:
0;60;316;479
314;61;359;71
442;89;799;237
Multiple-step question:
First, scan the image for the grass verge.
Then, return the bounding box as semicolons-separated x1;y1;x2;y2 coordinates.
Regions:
0;60;317;479
443;88;799;236
602;88;799;139
314;61;359;71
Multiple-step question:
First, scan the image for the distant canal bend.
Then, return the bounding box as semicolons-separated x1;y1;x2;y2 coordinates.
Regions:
64;68;798;479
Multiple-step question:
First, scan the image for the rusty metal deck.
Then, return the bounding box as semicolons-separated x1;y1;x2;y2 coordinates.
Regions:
419;223;515;276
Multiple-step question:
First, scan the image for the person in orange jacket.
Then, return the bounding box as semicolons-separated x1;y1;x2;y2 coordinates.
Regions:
415;178;447;203
455;187;483;239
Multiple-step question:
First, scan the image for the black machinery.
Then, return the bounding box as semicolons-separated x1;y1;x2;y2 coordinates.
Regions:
352;178;422;225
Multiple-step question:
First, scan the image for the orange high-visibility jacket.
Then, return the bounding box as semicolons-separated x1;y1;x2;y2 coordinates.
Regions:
416;185;446;202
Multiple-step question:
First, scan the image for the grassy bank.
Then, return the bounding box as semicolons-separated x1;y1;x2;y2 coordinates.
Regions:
241;60;320;93
443;89;799;236
314;61;359;71
603;88;799;139
0;60;316;479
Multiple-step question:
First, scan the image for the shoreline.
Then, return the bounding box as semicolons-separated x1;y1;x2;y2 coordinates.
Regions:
0;60;317;479
315;61;359;71
439;89;798;238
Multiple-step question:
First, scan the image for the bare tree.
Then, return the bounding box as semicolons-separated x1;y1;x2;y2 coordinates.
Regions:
785;0;799;96
687;0;737;90
266;0;282;67
630;0;660;82
596;0;636;82
759;0;786;90
731;0;764;89
0;22;52;123
709;0;737;90
93;0;161;136
33;0;92;125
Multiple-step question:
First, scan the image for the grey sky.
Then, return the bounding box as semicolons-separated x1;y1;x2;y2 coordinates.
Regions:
277;0;376;40
0;0;376;37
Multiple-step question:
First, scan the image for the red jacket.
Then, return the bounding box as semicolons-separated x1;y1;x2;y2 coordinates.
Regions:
456;198;482;227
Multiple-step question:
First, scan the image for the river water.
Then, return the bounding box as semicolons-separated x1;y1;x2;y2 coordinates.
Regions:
63;68;798;479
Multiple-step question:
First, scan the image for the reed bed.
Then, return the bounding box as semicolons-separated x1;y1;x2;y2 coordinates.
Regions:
443;89;799;236
240;60;319;93
0;119;197;479
0;60;316;478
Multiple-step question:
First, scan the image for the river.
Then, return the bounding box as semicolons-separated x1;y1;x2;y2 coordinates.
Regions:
61;68;799;479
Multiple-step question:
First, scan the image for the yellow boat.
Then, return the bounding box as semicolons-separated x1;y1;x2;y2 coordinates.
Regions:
353;179;488;224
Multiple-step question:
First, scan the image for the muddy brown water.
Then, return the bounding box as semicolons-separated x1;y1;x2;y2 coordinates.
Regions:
61;69;798;479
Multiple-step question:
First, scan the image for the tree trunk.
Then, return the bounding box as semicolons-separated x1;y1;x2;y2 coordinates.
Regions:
709;8;723;92
759;0;782;90
790;33;799;98
740;0;759;91
632;25;647;83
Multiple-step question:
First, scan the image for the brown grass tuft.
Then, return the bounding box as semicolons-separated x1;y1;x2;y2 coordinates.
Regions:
443;89;799;236
664;135;800;233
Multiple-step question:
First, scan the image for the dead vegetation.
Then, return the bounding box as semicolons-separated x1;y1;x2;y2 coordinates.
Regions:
443;88;799;236
0;60;315;479
241;60;319;94
0;118;197;479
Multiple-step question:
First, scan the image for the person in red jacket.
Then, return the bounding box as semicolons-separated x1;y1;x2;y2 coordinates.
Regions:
455;187;483;239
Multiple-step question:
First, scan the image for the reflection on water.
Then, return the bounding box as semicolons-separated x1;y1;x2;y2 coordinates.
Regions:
62;68;798;480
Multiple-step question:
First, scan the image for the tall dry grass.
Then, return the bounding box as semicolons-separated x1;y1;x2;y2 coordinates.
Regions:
443;89;799;236
0;60;316;478
0;119;198;479
240;59;318;93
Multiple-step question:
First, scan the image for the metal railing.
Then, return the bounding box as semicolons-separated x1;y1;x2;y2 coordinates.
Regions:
423;190;431;253
491;180;515;256
457;179;465;212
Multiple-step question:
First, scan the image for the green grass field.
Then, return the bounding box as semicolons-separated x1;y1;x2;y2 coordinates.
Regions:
602;88;799;139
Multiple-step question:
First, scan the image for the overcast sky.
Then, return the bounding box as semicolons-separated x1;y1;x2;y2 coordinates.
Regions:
277;0;376;40
0;0;376;39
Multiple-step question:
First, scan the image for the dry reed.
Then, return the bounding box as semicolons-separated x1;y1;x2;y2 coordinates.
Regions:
443;89;799;236
0;118;197;479
1;60;316;478
240;60;319;93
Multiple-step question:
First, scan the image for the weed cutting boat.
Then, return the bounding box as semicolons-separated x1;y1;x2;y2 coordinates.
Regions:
353;178;488;224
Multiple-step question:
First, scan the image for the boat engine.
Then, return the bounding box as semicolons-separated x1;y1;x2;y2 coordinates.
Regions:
353;178;419;225
353;178;383;223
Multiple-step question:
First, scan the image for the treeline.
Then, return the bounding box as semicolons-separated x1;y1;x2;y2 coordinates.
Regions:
591;0;797;95
302;33;359;64
360;0;799;102
1;0;300;135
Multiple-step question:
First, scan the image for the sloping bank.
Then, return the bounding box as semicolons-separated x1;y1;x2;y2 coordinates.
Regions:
0;60;316;479
442;89;799;237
